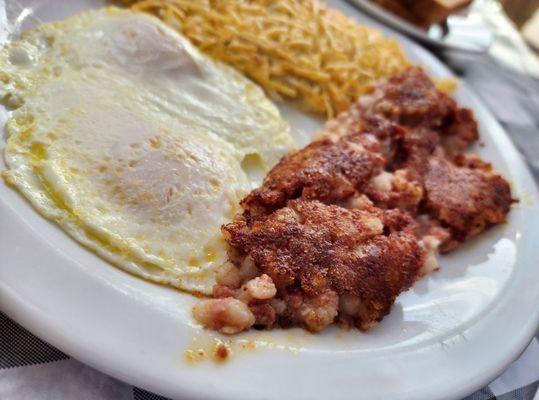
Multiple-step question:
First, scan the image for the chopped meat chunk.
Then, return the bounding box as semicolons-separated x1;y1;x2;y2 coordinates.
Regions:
322;113;406;164
423;156;513;251
223;200;423;331
238;255;259;281
297;289;339;332
453;153;492;170
361;67;457;129
399;126;441;172
213;285;236;299
215;261;242;288
250;303;277;327
418;235;443;275
241;133;385;217
441;108;479;155
365;168;423;213
415;215;451;271
318;68;479;175
239;274;277;302
193;298;255;334
344;193;375;210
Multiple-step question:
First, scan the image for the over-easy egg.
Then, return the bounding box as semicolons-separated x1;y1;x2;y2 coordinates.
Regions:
0;8;294;294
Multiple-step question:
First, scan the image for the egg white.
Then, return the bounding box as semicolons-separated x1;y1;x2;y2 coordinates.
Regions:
0;8;294;294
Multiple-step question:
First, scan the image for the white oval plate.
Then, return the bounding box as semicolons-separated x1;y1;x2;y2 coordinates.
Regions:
1;1;538;400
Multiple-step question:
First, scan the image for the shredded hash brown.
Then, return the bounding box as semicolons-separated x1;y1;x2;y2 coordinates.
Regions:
123;0;410;117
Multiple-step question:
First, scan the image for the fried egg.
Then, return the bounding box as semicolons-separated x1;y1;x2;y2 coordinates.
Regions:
0;8;294;294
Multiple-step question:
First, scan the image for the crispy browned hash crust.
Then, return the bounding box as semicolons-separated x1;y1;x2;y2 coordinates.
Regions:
224;200;422;332
319;66;511;250
193;66;514;335
330;67;479;168
241;131;385;217
423;156;512;252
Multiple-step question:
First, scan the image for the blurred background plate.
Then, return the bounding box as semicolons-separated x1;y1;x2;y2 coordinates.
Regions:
347;0;493;53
